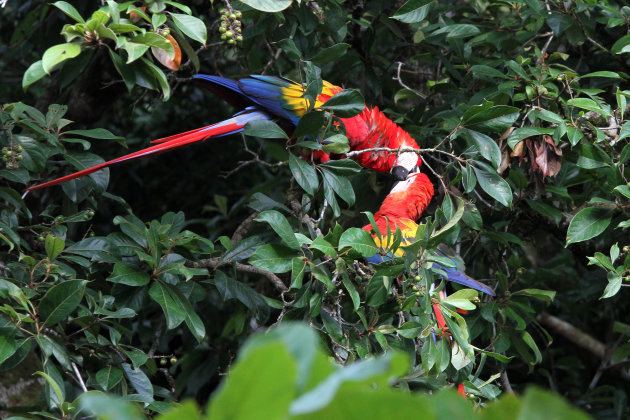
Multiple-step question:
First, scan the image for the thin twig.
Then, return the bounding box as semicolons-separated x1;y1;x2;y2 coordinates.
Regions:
393;62;427;100
72;362;88;392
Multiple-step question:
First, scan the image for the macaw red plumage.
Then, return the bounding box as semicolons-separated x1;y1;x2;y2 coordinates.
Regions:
361;171;495;295
25;74;422;192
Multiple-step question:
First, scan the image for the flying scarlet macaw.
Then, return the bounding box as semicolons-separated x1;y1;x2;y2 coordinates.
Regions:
361;172;496;296
25;75;422;192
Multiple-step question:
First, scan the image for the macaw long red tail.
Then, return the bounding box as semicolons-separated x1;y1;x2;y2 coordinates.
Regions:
24;108;271;192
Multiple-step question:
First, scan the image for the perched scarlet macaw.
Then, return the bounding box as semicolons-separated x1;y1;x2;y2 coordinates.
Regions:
362;172;496;296
25;75;422;192
362;171;493;399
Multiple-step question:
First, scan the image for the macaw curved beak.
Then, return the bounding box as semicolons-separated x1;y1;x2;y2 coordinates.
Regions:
391;166;409;181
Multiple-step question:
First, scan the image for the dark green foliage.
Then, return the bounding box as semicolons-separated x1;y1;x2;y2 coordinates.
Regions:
1;0;630;419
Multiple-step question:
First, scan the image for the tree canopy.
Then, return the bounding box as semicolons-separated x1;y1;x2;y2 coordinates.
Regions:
1;0;630;418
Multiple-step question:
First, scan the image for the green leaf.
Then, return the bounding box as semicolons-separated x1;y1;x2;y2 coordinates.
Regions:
473;164;512;207
256;210;300;250
122;363;154;400
214;272;270;321
238;0;293;13
567;98;610;118
0;335;18;366
392;0;432;23
432;23;480;39
321;168;355;206
291;258;306;289
601;276;622;299
518;387;593;420
463;104;519;133
42;43;82;74
64;128;124;141
22;60;47;90
34;371;64;406
511;288;556;304
566;207;612;245
95;366;123;391
107;263;150;286
79;392;144;420
525;200;562;225
208;342;297;420
45;234;65;261
39;280;86;327
141;57;170;100
308;43;350;63
249;244;296;273
149;280;187;329
611;34;630;54
310;236;336;256
320;89;365;118
243;120;289;139
466;129;501;168
507;127;555;149
580;71;621;79
52;1;85;23
169;13;207;45
321;134;350;154
289;153;318;195
338;228;378;258
131;33;175;58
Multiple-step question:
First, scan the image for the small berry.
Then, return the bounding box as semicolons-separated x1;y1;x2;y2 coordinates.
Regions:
220;15;228;21
2;156;7;162
225;30;233;38
229;13;236;19
220;33;228;40
415;291;421;296
235;11;242;18
236;35;243;42
170;357;178;364
16;146;23;152
37;235;44;241
16;154;22;161
622;246;630;253
219;26;226;33
5;150;12;156
160;358;167;366
414;275;421;281
227;39;235;45
88;210;95;217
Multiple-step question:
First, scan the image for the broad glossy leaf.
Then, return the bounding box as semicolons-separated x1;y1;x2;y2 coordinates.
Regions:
52;1;85;23
42;43;82;74
107;263;150;286
96;366;123;391
308;43;350;63
39;280;87;327
289;153;318;195
338;228;378;258
169;13;207;44
392;0;432;23
321;89;365;118
208;342;296;420
243;120;289;139
239;0;292;12
256;210;300;250
566;207;612;245
473;165;512;207
249;244;296;273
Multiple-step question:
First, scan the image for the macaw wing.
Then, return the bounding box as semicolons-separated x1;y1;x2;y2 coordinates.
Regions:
192;74;256;110
431;245;495;296
238;75;343;126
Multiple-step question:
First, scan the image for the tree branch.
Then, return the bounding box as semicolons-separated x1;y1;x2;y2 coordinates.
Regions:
193;257;288;293
537;312;630;381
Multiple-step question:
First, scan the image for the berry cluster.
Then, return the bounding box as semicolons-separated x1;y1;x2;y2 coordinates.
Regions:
2;145;23;169
219;8;243;45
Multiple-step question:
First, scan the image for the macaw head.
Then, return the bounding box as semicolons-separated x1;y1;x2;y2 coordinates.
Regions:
391;152;422;181
375;172;434;222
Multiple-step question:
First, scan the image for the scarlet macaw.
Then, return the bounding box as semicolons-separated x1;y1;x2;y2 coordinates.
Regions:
362;172;496;296
362;171;494;399
25;75;422;192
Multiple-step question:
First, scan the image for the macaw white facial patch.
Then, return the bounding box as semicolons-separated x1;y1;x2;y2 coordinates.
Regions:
395;151;418;171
